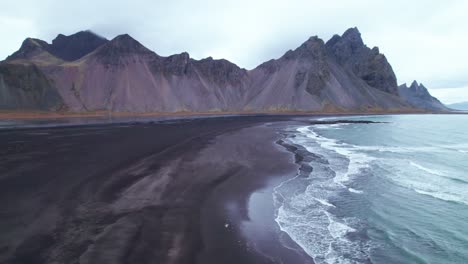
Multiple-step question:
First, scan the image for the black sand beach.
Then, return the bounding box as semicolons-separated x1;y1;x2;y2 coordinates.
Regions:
0;116;313;264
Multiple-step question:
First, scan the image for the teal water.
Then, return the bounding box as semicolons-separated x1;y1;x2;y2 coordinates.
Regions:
274;115;468;263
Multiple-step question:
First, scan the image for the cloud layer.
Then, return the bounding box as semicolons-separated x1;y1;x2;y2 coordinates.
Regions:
1;0;467;103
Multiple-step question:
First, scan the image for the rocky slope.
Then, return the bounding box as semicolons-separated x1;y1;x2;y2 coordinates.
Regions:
40;34;251;112
0;63;63;110
398;81;448;111
0;28;447;112
246;31;405;112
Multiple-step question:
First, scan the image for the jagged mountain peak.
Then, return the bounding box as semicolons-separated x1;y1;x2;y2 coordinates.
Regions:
7;30;108;62
406;81;429;93
92;33;155;64
199;56;235;64
325;27;364;52
161;52;192;75
255;36;327;73
173;51;190;59
410;80;420;89
105;34;153;54
197;56;243;69
113;33;134;42
325;27;366;57
24;37;48;47
282;36;326;60
398;81;447;111
49;30;108;61
325;27;398;95
194;56;247;85
111;34;142;46
341;27;364;45
52;30;104;44
6;38;49;61
301;36;325;50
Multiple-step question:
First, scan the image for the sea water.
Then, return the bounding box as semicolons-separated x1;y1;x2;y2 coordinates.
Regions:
274;115;468;263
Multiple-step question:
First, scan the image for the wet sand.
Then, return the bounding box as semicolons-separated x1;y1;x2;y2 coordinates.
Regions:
0;116;313;264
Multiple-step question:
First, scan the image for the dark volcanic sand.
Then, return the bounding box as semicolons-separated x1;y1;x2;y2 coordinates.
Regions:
0;116;314;264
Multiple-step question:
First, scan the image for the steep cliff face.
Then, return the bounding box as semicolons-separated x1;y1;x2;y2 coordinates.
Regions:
246;34;406;111
0;63;63;110
325;28;399;95
398;81;448;111
1;28;446;113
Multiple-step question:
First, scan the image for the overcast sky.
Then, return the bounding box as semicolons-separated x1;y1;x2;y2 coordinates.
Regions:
1;0;467;104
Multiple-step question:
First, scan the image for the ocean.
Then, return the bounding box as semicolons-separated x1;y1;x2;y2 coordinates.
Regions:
274;115;468;263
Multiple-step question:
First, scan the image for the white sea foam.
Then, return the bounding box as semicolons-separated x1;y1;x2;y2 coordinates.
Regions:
275;201;367;264
315;198;336;207
299;126;375;184
385;170;468;206
354;145;411;153
278;117;468;263
413;189;468;205
409;161;447;176
348;188;364;194
273;125;371;263
355;142;468;154
314;123;350;130
325;211;356;239
316;117;336;121
379;160;468;205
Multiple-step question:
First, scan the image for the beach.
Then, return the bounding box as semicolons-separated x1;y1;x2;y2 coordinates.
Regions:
0;116;313;264
2;114;468;263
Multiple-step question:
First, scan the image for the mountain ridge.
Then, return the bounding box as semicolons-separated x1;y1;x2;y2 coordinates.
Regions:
447;101;468;111
397;81;448;111
325;27;398;95
0;28;449;113
7;31;108;63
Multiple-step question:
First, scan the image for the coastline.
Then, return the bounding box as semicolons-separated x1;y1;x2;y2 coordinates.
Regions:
197;122;314;263
0;115;313;263
4;114;466;262
0;108;458;121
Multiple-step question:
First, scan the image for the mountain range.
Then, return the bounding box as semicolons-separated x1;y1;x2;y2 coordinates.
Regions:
397;81;447;111
447;101;468;111
0;28;449;113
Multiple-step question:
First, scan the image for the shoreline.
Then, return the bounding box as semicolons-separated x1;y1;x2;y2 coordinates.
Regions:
6;115;458;262
197;122;314;263
0;109;460;120
0;115;314;263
